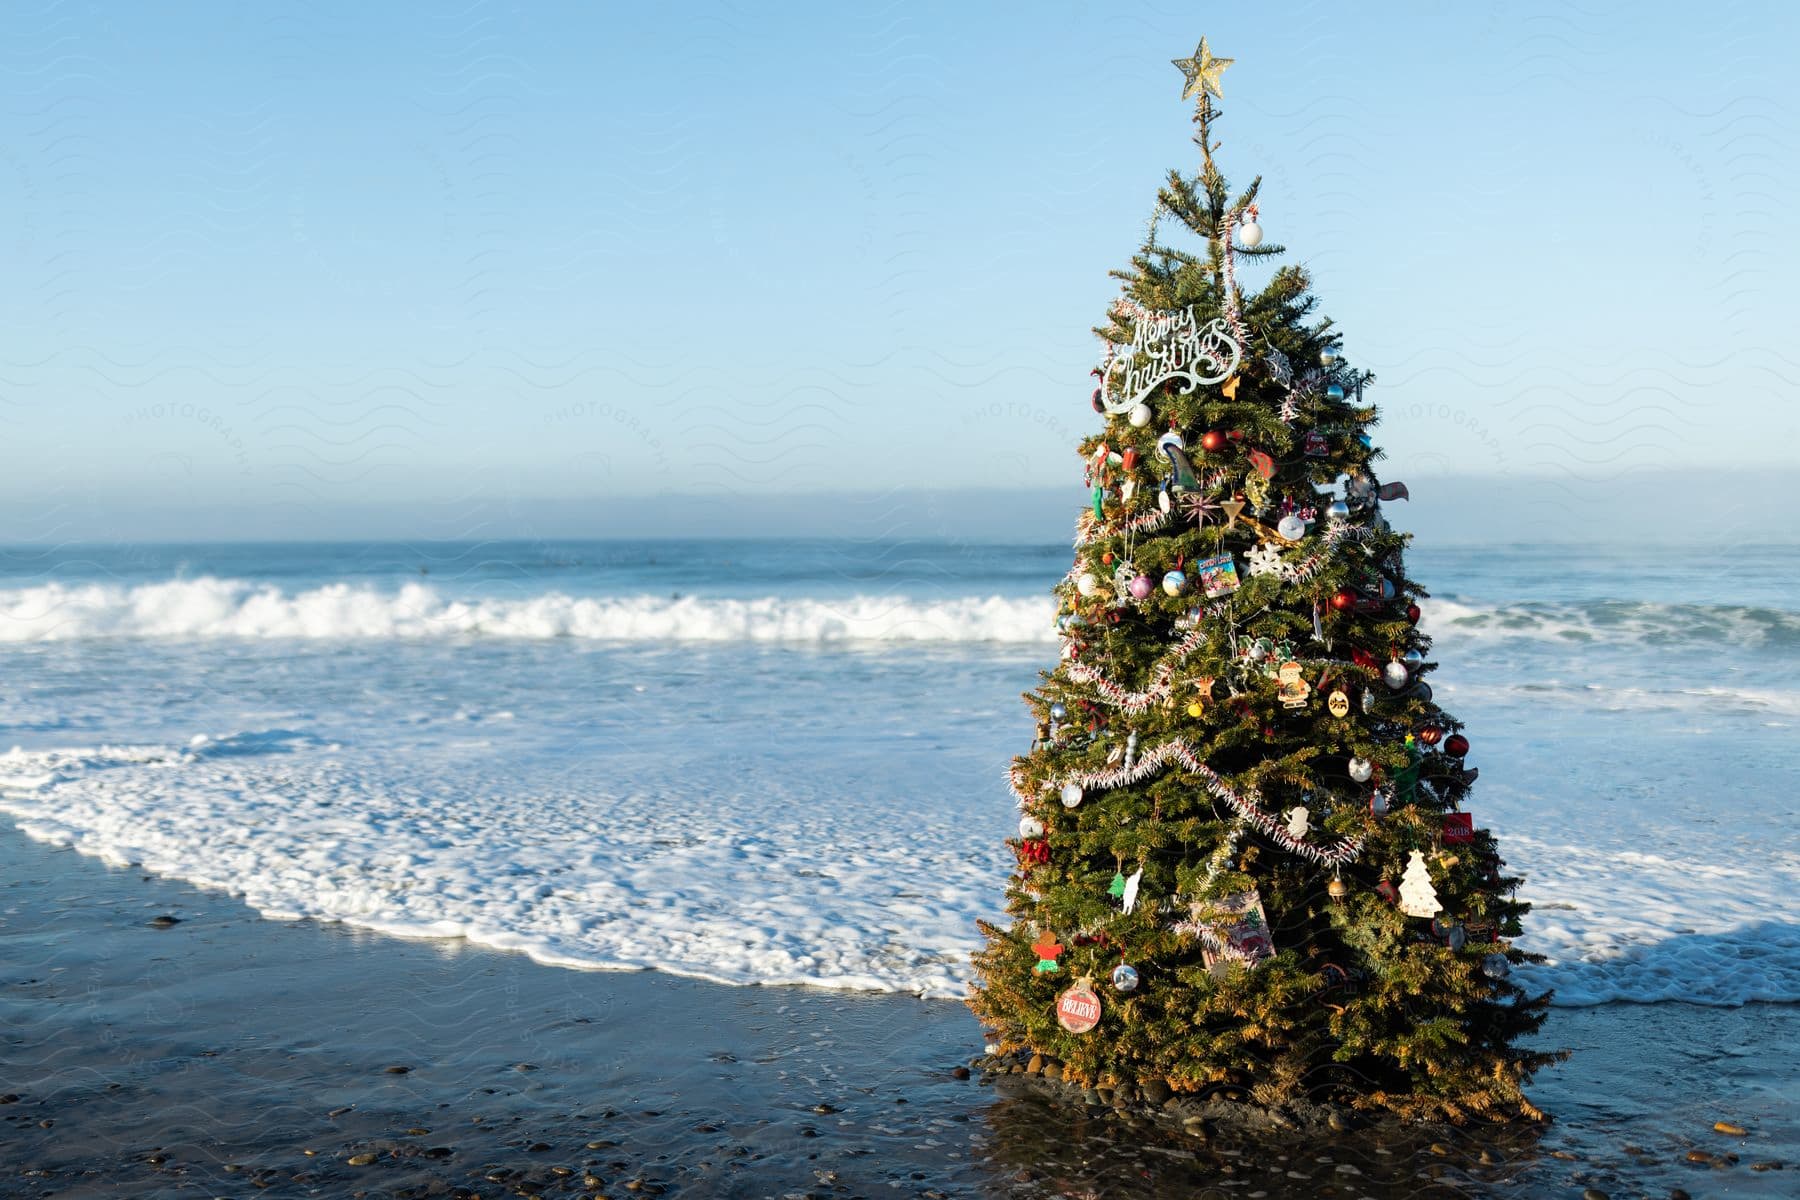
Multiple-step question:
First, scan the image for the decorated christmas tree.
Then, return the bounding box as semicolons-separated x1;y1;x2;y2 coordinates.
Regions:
969;39;1561;1122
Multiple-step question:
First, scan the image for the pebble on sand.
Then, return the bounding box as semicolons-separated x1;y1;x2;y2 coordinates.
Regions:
148;915;181;928
347;1152;377;1166
1713;1121;1748;1136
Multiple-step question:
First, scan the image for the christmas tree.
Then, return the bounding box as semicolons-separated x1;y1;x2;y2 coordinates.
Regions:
968;39;1561;1122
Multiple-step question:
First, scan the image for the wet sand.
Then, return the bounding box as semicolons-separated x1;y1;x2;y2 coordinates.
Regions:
2;826;1794;1199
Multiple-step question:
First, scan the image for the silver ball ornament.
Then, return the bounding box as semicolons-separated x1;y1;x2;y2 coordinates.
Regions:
1482;953;1511;979
1347;756;1374;783
1326;500;1351;522
1050;703;1068;720
1383;660;1411;690
1319;349;1338;367
1277;513;1307;541
1402;649;1424;666
1110;962;1141;993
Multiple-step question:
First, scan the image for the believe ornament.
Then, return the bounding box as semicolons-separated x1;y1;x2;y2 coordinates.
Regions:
1056;979;1103;1033
1398;850;1442;918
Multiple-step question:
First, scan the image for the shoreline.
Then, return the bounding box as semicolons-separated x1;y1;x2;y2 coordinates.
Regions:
3;825;1795;1198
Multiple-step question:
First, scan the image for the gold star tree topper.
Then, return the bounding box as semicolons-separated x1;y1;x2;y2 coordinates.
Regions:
1172;37;1233;101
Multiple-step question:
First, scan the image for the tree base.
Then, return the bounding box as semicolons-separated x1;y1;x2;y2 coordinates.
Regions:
969;1048;1552;1135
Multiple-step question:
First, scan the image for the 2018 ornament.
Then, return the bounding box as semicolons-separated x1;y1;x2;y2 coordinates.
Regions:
1327;690;1350;718
1060;783;1084;809
1032;932;1064;973
1056;980;1103;1033
1444;733;1471;758
1347;756;1374;783
1442;812;1474;844
1019;815;1045;839
1161;569;1187;595
1110;962;1140;993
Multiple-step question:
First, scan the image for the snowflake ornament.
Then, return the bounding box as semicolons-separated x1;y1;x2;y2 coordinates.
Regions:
1245;543;1286;579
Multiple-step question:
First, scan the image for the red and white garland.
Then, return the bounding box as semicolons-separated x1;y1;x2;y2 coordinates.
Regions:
1013;737;1364;868
1063;625;1210;713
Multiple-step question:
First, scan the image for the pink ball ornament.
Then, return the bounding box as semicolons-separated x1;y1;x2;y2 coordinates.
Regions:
1129;574;1154;600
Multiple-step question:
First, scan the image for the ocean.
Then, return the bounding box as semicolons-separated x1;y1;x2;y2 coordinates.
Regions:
1;537;1795;1009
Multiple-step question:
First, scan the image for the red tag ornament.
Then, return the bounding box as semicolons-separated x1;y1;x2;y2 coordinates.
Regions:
1442;812;1475;844
1056;980;1103;1033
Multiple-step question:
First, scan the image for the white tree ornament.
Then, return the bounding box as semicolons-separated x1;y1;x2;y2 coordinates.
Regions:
1398;850;1442;918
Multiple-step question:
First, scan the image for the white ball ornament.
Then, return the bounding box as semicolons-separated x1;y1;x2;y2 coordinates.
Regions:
1347;756;1374;783
1060;783;1084;809
1076;573;1099;597
1019;815;1045;839
1237;220;1263;248
1127;402;1153;428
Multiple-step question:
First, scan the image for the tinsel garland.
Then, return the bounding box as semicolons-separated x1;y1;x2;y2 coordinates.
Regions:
1075;507;1171;545
1063;625;1211;713
1013;738;1364;867
1218;209;1251;346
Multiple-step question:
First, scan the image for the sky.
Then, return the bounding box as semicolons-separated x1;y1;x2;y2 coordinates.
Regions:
3;1;1796;543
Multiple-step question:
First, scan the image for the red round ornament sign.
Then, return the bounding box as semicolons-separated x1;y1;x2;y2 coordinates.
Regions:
1056;981;1103;1033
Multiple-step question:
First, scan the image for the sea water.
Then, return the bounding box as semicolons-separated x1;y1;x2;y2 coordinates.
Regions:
1;538;1795;1007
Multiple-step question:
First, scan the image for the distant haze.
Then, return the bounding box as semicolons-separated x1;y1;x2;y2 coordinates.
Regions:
11;470;1792;548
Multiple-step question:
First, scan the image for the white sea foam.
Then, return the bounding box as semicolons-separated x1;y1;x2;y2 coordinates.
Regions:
0;579;1057;644
4;731;1795;1006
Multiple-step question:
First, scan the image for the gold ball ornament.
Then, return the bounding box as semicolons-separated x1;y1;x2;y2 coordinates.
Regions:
1327;878;1349;901
1186;701;1205;718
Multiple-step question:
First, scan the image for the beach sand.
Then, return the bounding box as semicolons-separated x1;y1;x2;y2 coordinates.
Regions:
2;827;1793;1199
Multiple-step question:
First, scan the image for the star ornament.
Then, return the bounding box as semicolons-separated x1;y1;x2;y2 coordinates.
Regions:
1173;37;1233;101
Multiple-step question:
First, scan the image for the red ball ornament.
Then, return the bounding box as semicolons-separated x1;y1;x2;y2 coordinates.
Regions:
1405;603;1422;625
1200;430;1227;453
1091;389;1105;413
1418;725;1443;746
1330;589;1356;611
1444;733;1471;758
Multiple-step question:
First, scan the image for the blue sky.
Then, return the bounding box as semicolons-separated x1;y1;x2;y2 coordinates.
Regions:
3;2;1796;541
